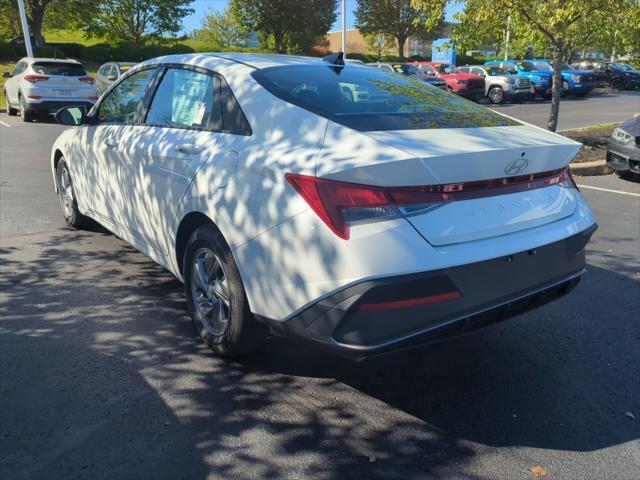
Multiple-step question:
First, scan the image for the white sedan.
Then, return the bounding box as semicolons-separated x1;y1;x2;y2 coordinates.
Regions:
50;53;597;358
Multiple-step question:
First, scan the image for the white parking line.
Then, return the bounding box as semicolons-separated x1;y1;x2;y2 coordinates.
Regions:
578;184;640;197
0;120;10;127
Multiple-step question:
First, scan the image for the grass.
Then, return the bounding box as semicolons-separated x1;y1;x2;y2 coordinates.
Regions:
43;29;105;46
560;121;622;133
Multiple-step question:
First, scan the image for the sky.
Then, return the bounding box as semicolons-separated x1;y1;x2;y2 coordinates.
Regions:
181;0;465;35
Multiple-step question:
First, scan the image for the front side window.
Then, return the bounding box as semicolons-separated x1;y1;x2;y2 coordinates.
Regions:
515;61;537;72
146;68;218;129
485;66;507;76
97;68;156;124
432;63;457;74
252;65;519;131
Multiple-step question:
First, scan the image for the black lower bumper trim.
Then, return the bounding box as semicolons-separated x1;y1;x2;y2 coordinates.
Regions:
262;224;597;359
26;101;94;113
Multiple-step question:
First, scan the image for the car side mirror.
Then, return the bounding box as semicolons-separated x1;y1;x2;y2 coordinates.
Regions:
2;72;11;78
55;106;87;126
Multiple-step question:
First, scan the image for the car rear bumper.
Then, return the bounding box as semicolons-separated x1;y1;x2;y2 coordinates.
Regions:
24;100;95;113
263;224;597;360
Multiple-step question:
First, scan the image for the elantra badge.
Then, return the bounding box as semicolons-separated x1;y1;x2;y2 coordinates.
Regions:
505;158;529;175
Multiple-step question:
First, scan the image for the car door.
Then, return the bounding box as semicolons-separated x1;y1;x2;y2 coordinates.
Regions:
77;67;159;232
6;60;26;104
114;66;222;256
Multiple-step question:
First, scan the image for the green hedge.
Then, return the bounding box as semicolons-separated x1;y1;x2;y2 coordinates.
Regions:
0;40;199;63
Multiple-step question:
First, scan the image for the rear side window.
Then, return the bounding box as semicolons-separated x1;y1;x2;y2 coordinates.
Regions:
146;68;219;129
32;62;86;76
98;68;156;123
252;65;519;131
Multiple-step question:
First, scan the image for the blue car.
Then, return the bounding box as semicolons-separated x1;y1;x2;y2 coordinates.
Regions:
485;60;552;99
531;60;595;96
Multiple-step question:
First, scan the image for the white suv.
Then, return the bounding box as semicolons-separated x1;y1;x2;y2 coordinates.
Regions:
3;57;98;122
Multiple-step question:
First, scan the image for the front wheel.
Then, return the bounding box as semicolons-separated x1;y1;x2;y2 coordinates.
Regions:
5;93;17;116
488;86;504;104
183;225;267;357
610;78;625;91
56;158;89;228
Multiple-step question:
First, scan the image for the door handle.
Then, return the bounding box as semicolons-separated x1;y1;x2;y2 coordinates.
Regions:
175;144;205;155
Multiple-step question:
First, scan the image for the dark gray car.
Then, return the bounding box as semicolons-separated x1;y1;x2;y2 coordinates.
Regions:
95;62;138;95
607;115;640;176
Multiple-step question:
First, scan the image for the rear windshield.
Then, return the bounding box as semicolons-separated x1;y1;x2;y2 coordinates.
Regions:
252;65;518;131
32;62;86;76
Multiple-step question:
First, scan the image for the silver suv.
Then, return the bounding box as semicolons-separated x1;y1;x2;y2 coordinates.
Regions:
3;57;98;122
459;65;533;104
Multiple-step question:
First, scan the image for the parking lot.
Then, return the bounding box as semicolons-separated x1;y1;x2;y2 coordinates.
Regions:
1;98;639;480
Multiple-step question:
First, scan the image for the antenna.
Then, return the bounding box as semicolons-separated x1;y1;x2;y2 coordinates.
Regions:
323;52;345;66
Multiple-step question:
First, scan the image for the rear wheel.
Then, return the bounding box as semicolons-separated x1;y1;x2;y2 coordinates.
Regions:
56;158;89;228
19;95;34;122
5;92;17;116
183;225;267;357
488;86;504;104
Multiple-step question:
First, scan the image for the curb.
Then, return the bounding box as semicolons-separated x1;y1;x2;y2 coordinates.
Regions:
570;160;613;176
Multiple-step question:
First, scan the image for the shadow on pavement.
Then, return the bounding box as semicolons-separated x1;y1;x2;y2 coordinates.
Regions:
1;226;638;479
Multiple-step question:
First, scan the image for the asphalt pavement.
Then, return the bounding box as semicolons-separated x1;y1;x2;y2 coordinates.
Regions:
1;105;639;480
489;89;640;130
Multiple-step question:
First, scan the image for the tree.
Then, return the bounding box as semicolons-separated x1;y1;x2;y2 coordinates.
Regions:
454;0;629;132
355;0;445;60
86;0;194;45
198;7;250;49
2;0;97;47
363;32;397;60
231;0;337;54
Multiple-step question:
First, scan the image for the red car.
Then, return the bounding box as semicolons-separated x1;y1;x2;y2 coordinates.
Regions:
414;62;486;100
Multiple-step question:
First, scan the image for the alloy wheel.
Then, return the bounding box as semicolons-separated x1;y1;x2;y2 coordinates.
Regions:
58;165;75;219
190;248;231;336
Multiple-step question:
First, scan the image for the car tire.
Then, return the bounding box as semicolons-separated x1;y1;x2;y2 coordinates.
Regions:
183;225;267;357
19;95;34;122
488;86;504;104
56;158;89;228
610;78;624;91
5;93;18;116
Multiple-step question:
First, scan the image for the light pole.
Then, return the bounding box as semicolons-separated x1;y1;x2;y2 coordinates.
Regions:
341;0;347;58
17;0;34;58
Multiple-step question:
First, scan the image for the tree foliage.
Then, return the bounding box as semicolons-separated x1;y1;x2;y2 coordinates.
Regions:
231;0;337;54
355;0;445;59
85;0;194;45
363;32;397;60
198;7;250;49
453;0;631;131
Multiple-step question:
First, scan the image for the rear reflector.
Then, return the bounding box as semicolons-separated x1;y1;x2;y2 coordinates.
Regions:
79;77;95;84
360;291;462;312
26;95;41;100
89;96;98;101
286;167;577;240
24;74;48;83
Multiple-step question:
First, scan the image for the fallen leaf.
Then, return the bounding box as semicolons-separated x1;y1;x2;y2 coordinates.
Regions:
626;411;636;420
531;466;547;477
368;456;376;463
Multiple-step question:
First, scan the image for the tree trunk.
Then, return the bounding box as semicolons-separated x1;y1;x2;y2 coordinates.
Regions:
397;35;406;60
547;43;564;132
273;31;286;53
30;7;46;47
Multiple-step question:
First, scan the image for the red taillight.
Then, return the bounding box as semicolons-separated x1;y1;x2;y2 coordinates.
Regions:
23;74;48;83
79;76;95;84
286;167;577;240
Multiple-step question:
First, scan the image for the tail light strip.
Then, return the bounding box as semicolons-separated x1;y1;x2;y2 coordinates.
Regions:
286;167;578;240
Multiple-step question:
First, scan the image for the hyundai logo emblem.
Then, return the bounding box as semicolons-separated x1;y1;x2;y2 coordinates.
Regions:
504;158;529;175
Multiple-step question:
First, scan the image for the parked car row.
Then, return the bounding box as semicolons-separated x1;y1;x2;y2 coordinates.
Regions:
2;55;639;123
366;58;639;105
2;58;139;122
